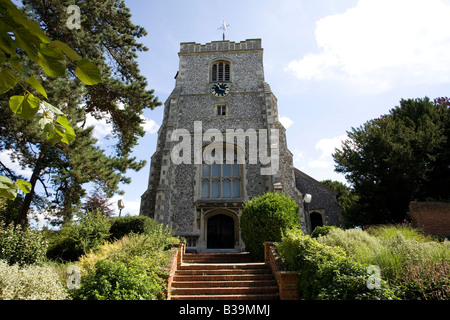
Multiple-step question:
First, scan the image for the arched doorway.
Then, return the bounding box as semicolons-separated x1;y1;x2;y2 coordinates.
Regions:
310;211;324;232
207;214;235;249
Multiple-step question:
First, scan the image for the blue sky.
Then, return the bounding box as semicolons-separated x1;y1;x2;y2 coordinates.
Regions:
4;0;450;221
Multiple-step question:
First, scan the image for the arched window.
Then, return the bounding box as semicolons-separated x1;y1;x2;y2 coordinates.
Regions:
201;150;241;199
211;61;230;82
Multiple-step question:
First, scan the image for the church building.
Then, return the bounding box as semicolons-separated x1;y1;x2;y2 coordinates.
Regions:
140;39;342;253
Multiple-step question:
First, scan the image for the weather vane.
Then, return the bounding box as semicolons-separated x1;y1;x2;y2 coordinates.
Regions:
218;20;230;41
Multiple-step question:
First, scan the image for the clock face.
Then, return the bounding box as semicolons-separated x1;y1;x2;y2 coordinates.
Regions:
211;83;230;97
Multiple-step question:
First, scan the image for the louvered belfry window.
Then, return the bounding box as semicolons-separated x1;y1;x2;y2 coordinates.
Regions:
211;61;230;82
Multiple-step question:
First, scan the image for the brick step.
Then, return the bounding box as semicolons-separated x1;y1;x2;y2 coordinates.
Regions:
173;273;275;282
172;280;278;288
171;293;279;300
183;253;255;263
178;262;267;270
171;286;279;296
176;268;272;275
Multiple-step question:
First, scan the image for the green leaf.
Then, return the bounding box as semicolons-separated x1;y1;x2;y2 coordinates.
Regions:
75;58;102;85
57;115;76;144
9;93;40;120
7;54;23;73
49;40;82;61
14;29;41;61
0;67;17;94
16;179;32;194
42;101;64;116
26;75;47;99
36;45;66;77
0;175;17;200
0;26;16;54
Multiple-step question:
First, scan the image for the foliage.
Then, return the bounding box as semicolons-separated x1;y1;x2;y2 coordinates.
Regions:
317;225;450;300
75;225;178;300
46;211;111;261
333;97;450;225
0;0;102;206
240;192;300;261
277;228;397;300
317;227;382;264
0;259;69;300
0;221;47;266
72;258;162;300
1;0;160;225
311;225;337;238
109;215;161;240
82;187;113;217
0;195;23;225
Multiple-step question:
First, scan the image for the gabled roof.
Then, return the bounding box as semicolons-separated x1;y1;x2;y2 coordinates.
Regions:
293;167;338;195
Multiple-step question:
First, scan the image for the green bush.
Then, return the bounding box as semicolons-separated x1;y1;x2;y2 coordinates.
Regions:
73;258;163;300
277;228;397;300
0;260;69;300
317;225;450;300
240;192;300;260
317;227;382;264
75;224;178;300
46;211;111;262
109;215;159;240
311;225;336;238
0;222;48;266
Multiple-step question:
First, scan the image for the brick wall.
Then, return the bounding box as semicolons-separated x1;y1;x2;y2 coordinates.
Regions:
264;242;300;300
410;201;450;235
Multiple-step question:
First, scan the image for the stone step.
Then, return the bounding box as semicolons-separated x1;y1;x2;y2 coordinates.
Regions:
172;280;278;288
176;268;273;275
173;273;275;282
178;262;267;270
183;253;255;263
170;293;279;300
171;286;279;296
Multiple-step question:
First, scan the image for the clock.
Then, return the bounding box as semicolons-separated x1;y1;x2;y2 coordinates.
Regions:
210;83;230;97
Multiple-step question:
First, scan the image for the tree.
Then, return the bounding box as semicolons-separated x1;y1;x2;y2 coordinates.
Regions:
1;0;160;225
240;192;300;260
333;97;450;225
0;0;102;204
83;187;113;217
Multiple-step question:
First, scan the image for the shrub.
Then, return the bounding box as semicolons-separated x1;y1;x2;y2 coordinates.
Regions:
109;215;160;240
0;260;69;300
0;222;47;266
311;225;336;238
46;211;111;262
317;228;382;264
277;228;396;300
319;225;450;300
240;192;300;260
73;258;163;300
75;224;178;300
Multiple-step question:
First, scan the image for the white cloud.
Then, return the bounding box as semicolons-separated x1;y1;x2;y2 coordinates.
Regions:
315;135;347;159
286;0;450;93
0;150;33;178
140;116;160;134
279;115;293;129
84;114;113;141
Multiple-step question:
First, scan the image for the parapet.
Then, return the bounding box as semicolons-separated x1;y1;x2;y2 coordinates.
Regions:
179;39;262;54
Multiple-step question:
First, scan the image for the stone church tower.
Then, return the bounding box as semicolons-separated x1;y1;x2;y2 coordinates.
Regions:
140;39;342;253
